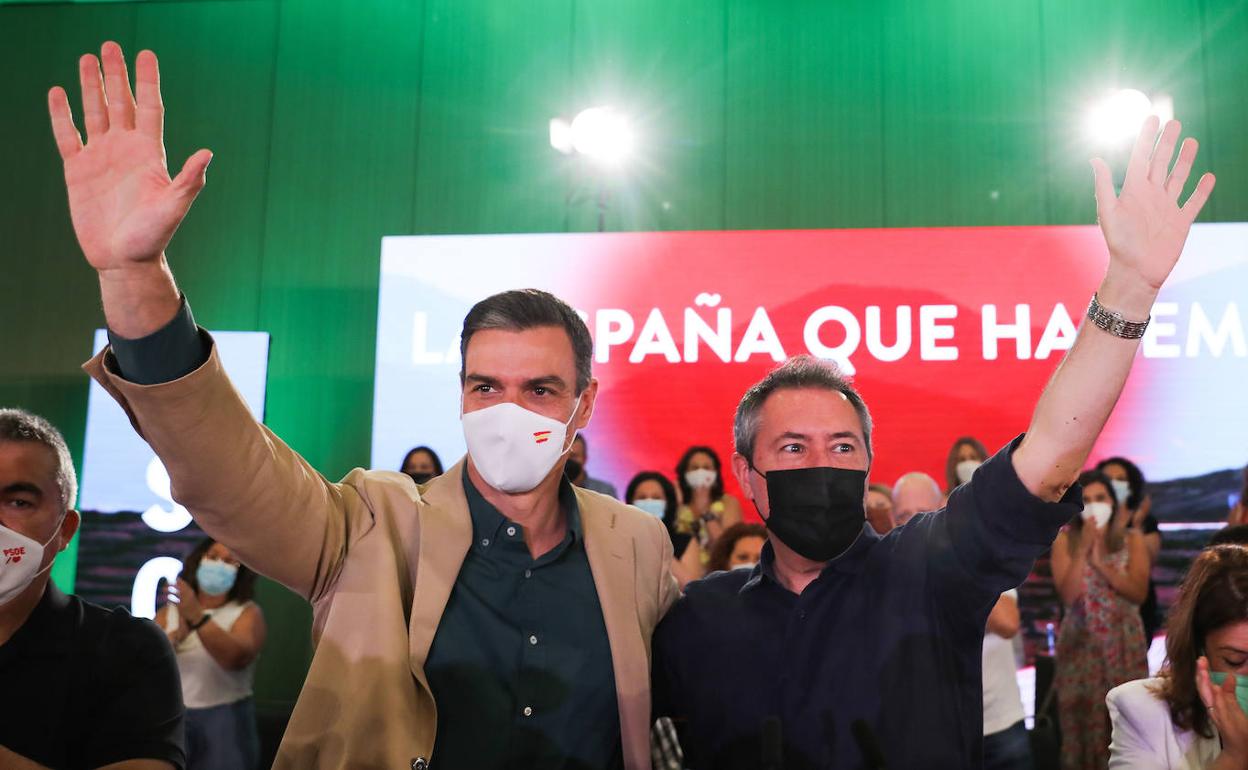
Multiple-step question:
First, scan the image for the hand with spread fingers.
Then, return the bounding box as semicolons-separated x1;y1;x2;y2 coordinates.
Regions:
1090;117;1216;317
47;42;209;337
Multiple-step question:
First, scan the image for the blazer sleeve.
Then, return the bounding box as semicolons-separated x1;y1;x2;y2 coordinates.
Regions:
653;515;679;620
83;336;369;602
1107;681;1173;770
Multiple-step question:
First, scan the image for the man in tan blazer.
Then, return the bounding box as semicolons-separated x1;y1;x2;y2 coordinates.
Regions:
51;42;678;769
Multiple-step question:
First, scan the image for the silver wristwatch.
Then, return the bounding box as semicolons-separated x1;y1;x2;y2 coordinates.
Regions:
1086;293;1150;339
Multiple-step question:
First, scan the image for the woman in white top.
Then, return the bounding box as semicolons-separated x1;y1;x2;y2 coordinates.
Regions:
1108;544;1248;769
983;589;1032;770
156;538;267;770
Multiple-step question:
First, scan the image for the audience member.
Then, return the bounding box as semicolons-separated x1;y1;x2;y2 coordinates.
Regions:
158;538;266;770
675;445;743;548
1052;470;1150;770
1210;526;1248;548
568;434;618;498
891;471;943;527
400;446;444;484
626;471;703;587
706;523;767;574
866;483;895;535
945;435;990;493
1099;456;1163;645
0;408;185;769
1229;464;1247;526
1108;545;1248;769
982;589;1032;770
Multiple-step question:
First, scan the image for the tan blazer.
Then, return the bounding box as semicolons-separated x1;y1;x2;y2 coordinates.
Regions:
85;341;679;770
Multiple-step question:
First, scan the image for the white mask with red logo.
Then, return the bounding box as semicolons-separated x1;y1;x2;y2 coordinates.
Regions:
462;397;582;494
0;516;63;607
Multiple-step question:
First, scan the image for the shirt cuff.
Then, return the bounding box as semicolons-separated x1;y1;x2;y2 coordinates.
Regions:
961;434;1083;546
106;297;209;385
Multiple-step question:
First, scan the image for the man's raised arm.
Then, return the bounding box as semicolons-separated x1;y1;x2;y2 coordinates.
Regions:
48;43;362;600
1013;116;1215;502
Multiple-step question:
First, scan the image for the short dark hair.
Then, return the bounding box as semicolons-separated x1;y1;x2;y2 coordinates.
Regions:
0;408;77;509
733;355;873;465
625;471;678;530
676;445;726;504
460;289;593;393
707;523;768;573
1097;456;1147;511
180;537;258;604
1209;525;1248;548
400;446;444;476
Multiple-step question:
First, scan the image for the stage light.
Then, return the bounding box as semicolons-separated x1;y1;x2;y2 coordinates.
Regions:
1087;89;1175;146
549;118;574;155
550;106;634;166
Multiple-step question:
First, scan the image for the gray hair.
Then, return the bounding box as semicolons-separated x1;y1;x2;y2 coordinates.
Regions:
0;408;77;509
460;289;593;393
733;355;874;464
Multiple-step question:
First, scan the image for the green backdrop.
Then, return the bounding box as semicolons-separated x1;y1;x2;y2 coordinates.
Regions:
2;0;1245;712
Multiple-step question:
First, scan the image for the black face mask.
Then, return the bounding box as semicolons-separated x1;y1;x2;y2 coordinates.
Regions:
406;471;435;485
565;459;585;482
752;464;868;562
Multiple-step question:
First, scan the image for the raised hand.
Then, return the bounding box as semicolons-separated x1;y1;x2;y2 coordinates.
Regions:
49;42;211;271
1091;117;1215;309
1197;656;1248;764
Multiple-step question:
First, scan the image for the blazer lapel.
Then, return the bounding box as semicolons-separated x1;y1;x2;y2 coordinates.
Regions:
578;490;650;768
407;460;473;690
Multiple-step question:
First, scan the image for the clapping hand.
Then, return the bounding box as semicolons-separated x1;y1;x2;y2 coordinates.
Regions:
168;577;205;626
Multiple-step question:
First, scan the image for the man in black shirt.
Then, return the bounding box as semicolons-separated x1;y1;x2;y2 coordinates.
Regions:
0;408;185;770
654;117;1217;768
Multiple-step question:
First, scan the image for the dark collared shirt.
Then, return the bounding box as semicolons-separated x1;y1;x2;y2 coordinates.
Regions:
423;473;621;769
0;583;186;769
652;436;1079;770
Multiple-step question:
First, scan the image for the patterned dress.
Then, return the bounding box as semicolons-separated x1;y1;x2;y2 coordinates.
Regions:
1054;536;1148;770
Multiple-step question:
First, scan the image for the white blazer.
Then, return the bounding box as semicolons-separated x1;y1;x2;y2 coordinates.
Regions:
1107;677;1222;769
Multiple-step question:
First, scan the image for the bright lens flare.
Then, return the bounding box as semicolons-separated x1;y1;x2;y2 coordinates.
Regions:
568;107;635;166
1087;89;1174;147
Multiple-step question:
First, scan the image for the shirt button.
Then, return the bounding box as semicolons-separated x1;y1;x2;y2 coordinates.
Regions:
524;569;532;578
798;609;807;620
523;706;533;717
481;538;490;547
506;526;517;537
529;634;538;645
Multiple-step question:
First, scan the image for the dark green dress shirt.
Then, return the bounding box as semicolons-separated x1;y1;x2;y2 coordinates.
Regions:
422;473;622;769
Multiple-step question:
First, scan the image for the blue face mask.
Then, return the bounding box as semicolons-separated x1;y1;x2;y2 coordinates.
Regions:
632;499;667;519
196;559;239;596
1208;672;1248;716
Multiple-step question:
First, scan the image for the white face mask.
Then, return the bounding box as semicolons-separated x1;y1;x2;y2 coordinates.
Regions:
956;459;982;485
0;516;64;607
731;561;758;571
1082;501;1113;529
462;397;582;494
1110;479;1132;507
685;468;717;490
